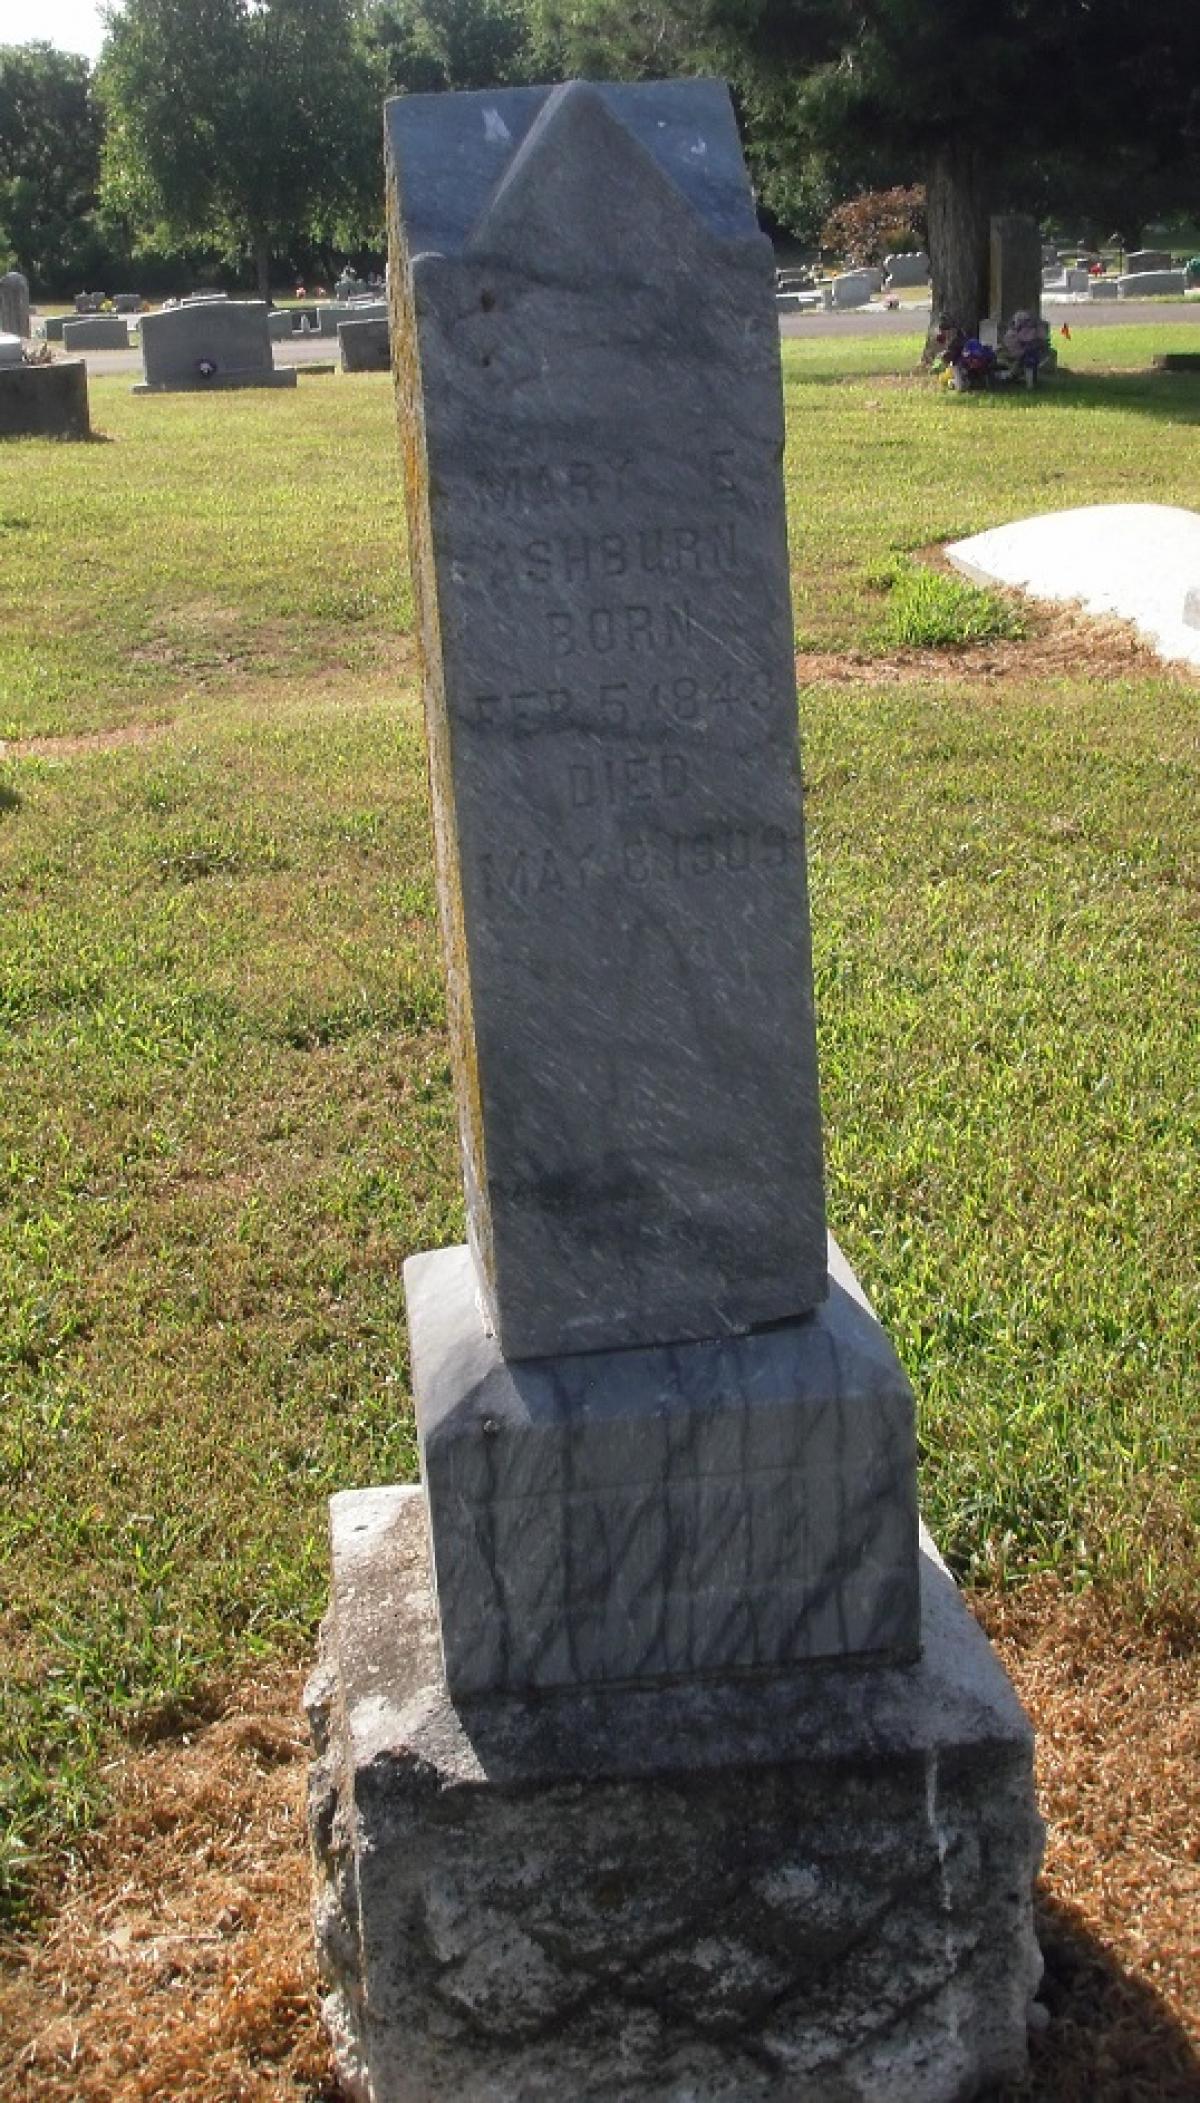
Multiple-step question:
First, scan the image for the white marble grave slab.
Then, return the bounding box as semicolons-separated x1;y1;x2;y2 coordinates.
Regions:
948;503;1200;668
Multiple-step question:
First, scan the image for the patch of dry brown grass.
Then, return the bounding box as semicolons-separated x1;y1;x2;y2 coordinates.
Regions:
0;1586;1196;2103
0;1666;335;2102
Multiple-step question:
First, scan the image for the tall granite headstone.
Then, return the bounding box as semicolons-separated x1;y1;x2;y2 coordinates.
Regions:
308;79;1043;2103
989;213;1043;324
388;78;825;1360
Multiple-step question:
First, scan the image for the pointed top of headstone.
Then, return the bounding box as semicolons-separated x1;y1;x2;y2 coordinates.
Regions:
385;78;760;263
464;80;723;282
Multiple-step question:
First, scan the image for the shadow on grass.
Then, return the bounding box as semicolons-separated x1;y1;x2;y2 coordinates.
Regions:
1006;368;1200;422
787;362;1200;424
0;783;21;813
991;1888;1200;2101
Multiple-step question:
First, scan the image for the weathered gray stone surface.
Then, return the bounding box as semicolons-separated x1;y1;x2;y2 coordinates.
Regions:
268;309;295;341
62;315;129;350
318;299;387;336
113;292;144;313
0;333;20;367
0;359;89;440
1088;278;1120;299
0;270;30;337
1127;248;1172;272
338;316;390;371
386;78;826;1359
135;300;296;391
831;270;874;306
407;1234;919;1697
989;213;1042;322
307;1483;1043;2103
39;315;66;341
1118;268;1186;298
884;251;928;286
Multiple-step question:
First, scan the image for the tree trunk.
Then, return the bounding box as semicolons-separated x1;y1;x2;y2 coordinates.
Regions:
254;233;271;304
923;141;991;359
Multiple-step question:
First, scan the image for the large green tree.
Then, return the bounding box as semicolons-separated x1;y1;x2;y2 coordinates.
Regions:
0;43;105;287
370;0;536;94
100;0;382;297
714;0;1200;338
526;0;1200;336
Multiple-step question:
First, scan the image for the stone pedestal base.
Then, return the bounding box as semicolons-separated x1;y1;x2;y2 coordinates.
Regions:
306;1487;1042;2103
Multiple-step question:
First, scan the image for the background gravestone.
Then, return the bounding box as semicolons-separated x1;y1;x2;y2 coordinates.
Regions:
63;315;129;351
135;299;296;392
0;360;90;441
338;316;390;371
990;213;1043;323
0;271;31;338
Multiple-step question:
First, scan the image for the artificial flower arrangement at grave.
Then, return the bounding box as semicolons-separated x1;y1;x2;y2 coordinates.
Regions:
931;309;1057;391
996;311;1057;385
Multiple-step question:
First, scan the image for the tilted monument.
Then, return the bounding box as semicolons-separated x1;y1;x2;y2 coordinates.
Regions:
308;79;1043;2102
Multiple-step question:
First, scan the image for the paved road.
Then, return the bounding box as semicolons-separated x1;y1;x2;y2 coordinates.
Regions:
780;296;1200;338
45;297;1200;379
50;331;344;381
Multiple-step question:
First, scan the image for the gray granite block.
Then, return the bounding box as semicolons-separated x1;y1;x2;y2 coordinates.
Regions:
989;213;1042;322
307;1483;1043;2103
387;80;826;1359
338;317;390;371
62;315;129;350
0;270;30;337
1118;269;1187;298
0;359;90;440
136;299;295;391
405;1234;919;1696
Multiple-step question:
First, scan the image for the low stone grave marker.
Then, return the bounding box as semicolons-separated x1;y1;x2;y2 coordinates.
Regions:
1127;247;1172;272
135;299;296;392
0;359;90;439
0;332;21;367
337;316;390;371
307;75;1044;2103
831;268;874;306
317;298;387;336
62;315;129;351
885;250;928;286
1118;268;1187;298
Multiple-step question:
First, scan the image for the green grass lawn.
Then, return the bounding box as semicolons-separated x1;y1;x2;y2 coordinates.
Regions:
2;330;1198;1923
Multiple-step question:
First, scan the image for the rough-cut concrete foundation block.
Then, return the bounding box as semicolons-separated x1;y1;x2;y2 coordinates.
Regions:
406;1235;920;1696
307;1485;1043;2103
0;359;90;440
